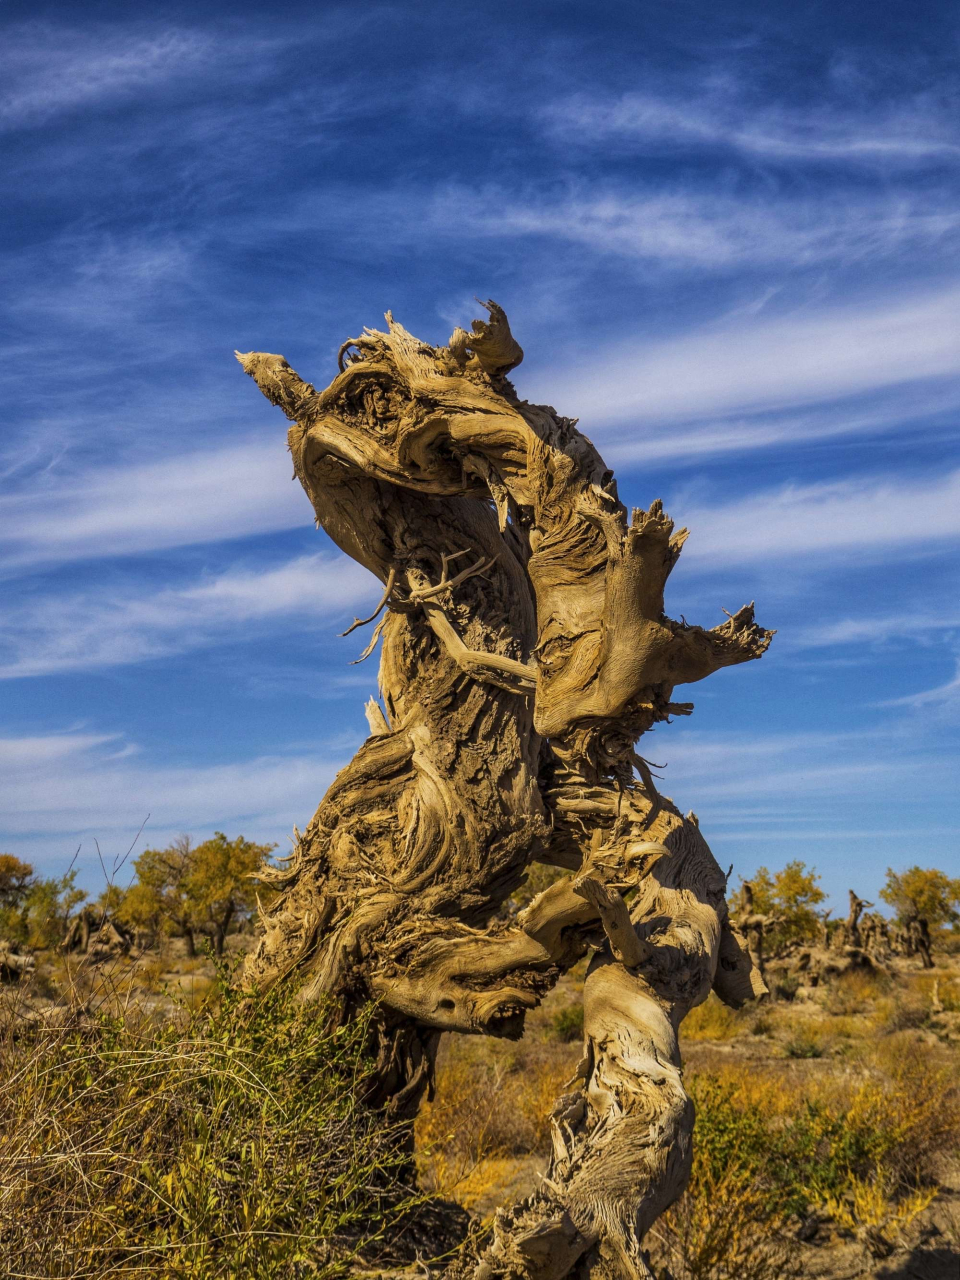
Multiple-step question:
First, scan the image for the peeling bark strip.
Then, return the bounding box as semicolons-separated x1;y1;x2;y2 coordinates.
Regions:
237;303;772;1277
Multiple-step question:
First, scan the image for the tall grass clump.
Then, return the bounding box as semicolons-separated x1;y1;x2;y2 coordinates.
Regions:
0;976;419;1278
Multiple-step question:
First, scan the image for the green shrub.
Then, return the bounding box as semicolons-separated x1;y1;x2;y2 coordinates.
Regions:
651;1048;960;1277
0;976;418;1278
551;1003;584;1043
783;1031;824;1059
772;973;800;1001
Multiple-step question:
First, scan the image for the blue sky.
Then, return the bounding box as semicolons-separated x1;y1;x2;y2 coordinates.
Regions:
2;0;959;909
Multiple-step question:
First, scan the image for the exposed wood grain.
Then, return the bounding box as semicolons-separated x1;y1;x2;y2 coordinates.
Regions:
236;303;772;1275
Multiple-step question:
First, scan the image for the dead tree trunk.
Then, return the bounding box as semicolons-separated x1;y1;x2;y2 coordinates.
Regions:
237;302;772;1271
843;889;873;948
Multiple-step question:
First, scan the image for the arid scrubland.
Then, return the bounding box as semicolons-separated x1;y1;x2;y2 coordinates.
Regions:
1;950;434;1279
3;303;960;1278
417;947;960;1280
2;887;957;1280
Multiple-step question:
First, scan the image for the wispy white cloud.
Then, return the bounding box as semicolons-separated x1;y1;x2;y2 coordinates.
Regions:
0;731;121;766
792;611;960;649
6;232;198;330
599;385;960;469
268;175;960;281
676;468;960;564
476;184;960;268
0;720;944;901
0;553;379;678
0;728;353;881
0;24;218;129
884;660;960;712
540;88;960;165
0;442;309;569
525;283;960;431
4;331;957;584
582;720;959;903
659;729;902;805
655;723;957;821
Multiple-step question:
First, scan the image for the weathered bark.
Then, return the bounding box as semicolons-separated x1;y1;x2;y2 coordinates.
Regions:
60;909;133;960
906;916;934;968
841;888;873;948
236;302;771;1269
0;941;35;981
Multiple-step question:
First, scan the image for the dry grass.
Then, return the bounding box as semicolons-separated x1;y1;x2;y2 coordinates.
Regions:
648;1042;960;1278
648;1162;800;1280
817;1171;936;1258
416;1041;574;1210
680;993;746;1042
0;973;419;1279
870;992;930;1034
817;967;886;1016
916;970;960;1011
3;934;959;1278
417;959;960;1277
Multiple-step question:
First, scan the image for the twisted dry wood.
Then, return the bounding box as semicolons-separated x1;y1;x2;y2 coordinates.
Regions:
236;303;771;1276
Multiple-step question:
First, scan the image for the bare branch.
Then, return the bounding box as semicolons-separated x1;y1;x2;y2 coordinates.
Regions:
571;875;649;967
340;567;397;636
406;566;538;696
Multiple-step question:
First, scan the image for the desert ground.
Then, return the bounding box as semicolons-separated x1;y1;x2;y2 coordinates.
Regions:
410;949;960;1280
3;921;958;1280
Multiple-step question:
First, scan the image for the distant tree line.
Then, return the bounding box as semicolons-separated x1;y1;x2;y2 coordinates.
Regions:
728;860;960;953
0;833;276;957
2;845;958;960
0;855;86;951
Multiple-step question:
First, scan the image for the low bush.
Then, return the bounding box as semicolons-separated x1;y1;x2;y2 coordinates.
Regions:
771;972;800;1002
0;976;417;1278
416;1043;574;1208
783;1030;824;1059
649;1048;960;1279
551;1002;584;1043
870;994;929;1034
816;1171;935;1258
818;967;885;1016
906;972;960;1015
648;1160;799;1280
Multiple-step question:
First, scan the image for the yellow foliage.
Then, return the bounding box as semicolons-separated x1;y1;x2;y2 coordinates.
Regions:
846;1044;960;1181
649;1037;960;1277
649;1146;798;1280
697;1064;800;1116
730;860;825;950
880;864;960;927
915;972;960;1012
809;1014;861;1040
869;993;929;1035
815;1169;936;1257
818;967;884;1016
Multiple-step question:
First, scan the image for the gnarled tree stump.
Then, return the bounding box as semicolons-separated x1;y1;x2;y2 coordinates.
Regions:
237;302;772;1277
